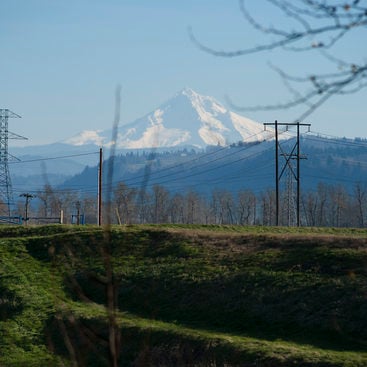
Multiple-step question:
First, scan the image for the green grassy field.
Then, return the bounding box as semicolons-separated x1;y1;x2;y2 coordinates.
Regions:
1;224;367;366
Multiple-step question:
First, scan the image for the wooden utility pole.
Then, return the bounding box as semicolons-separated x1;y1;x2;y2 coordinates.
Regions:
98;147;103;226
20;193;34;225
75;201;81;225
275;120;279;226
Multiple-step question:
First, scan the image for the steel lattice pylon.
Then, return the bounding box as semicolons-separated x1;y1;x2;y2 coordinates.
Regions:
0;109;26;217
264;120;311;226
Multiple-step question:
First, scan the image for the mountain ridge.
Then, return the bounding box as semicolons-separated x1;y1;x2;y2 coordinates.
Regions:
61;134;367;198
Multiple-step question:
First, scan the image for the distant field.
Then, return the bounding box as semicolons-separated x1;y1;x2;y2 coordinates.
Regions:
1;224;367;366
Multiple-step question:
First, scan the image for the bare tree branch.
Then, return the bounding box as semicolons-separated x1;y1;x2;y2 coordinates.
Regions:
190;0;367;119
190;1;367;56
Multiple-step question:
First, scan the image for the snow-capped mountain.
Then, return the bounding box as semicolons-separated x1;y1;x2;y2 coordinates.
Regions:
65;88;268;149
9;88;271;186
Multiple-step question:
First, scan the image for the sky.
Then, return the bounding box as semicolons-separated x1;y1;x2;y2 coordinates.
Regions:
1;0;366;146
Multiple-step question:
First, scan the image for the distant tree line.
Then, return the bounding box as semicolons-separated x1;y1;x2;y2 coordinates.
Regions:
111;181;367;228
18;181;367;228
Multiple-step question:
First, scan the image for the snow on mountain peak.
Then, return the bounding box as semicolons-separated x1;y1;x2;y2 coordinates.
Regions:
65;88;267;149
65;130;106;146
179;87;227;115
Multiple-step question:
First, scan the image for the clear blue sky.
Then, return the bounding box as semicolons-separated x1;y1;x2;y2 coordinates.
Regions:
1;0;366;146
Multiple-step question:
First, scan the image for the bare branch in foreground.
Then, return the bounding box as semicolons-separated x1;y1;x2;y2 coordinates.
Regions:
190;0;367;119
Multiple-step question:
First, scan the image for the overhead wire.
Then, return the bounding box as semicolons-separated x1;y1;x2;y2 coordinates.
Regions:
9;151;100;164
13;129;277;195
112;129;275;185
12;133;270;194
93;129;283;192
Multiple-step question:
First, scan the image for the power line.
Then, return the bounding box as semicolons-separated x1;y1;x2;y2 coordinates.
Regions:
10;128;367;198
113;135;279;190
9;151;100;164
10;130;283;196
34;132;276;193
112;130;274;186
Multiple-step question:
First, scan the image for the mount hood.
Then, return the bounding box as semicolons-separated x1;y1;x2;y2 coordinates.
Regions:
65;88;267;149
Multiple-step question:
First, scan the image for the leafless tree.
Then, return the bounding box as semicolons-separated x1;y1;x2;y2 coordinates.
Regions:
238;190;257;225
137;189;151;224
190;0;367;120
36;184;76;223
328;184;349;226
37;184;55;217
211;190;237;224
303;191;319;226
152;185;170;223
169;193;185;223
81;195;98;224
353;182;367;227
260;189;276;225
114;182;138;224
185;190;202;224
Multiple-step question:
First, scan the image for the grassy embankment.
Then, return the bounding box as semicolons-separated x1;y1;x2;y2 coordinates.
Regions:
1;224;367;366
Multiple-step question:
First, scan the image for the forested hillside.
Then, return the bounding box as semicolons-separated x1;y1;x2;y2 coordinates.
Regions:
27;135;367;226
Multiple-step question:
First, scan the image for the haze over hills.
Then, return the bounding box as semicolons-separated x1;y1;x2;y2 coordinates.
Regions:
9;88;271;186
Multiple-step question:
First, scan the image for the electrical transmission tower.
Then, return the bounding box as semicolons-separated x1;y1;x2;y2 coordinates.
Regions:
264;120;311;227
0;109;27;217
281;153;301;226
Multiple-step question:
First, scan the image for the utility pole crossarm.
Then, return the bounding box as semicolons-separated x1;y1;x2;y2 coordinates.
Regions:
264;122;311;128
0;109;21;119
8;131;28;140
